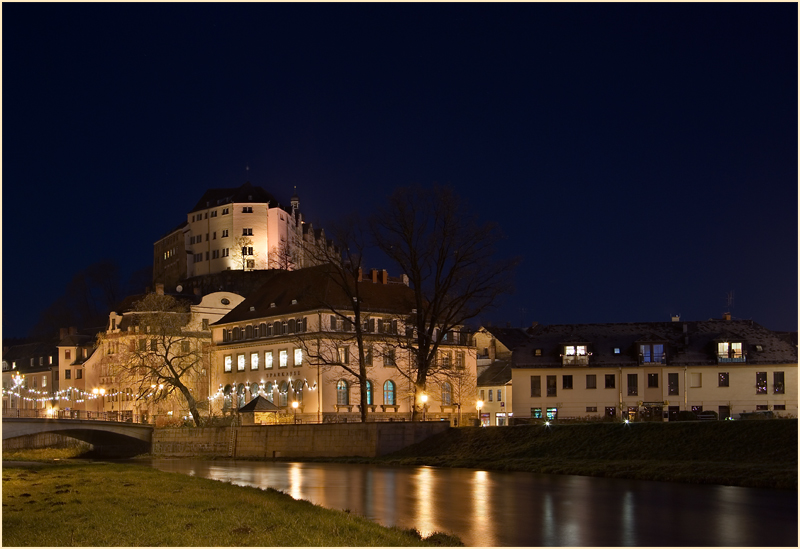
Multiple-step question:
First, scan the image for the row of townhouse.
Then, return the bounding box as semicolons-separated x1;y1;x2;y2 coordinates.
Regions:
473;317;797;424
5;265;478;425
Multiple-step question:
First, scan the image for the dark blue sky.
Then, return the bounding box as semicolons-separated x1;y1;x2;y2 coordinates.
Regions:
3;3;797;337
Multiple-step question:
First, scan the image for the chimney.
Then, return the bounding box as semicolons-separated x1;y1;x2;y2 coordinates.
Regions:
722;312;731;321
69;326;78;336
357;268;363;282
371;269;378;283
671;314;681;322
155;283;165;295
59;327;68;340
381;270;388;284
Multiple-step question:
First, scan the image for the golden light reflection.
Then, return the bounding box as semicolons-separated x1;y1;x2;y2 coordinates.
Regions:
414;467;435;538
289;462;303;501
471;470;494;545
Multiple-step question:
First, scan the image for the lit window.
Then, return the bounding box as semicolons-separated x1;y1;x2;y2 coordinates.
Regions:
718;342;744;361
294;349;303;366
224;355;232;372
237;354;245;371
280;350;288;368
756;372;767;394
442;382;452;406
640;344;665;363
337;380;349;405
265;351;273;369
250;352;259;370
383;380;396;405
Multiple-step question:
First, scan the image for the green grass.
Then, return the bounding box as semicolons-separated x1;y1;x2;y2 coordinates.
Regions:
2;461;463;547
3;447;86;461
364;419;797;489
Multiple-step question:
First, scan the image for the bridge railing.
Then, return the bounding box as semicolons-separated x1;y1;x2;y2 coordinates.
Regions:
2;408;148;424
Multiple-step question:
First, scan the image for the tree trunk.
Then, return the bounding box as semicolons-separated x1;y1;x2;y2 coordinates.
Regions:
178;384;203;427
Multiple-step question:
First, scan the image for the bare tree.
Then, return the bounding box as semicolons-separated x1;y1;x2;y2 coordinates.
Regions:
372;185;517;420
269;240;298;270
294;215;376;422
98;293;208;426
232;235;258;271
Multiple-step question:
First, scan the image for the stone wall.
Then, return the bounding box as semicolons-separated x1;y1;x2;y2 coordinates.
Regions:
152;422;450;458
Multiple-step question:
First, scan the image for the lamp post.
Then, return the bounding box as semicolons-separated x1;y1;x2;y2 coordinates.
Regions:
420;394;428;422
476;400;484;427
292;400;299;424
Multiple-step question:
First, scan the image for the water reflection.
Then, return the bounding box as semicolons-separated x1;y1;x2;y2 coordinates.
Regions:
145;459;797;547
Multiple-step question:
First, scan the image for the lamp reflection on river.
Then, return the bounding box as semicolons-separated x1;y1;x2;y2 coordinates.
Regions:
289;462;303;501
414;467;435;538
471;470;494;545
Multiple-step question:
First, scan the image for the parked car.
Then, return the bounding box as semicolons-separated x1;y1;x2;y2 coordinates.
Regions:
696;411;718;421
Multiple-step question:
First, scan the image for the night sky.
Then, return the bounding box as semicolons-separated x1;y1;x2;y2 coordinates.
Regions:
3;3;797;339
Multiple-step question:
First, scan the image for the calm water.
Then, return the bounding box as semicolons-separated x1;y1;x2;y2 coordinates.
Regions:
144;458;797;547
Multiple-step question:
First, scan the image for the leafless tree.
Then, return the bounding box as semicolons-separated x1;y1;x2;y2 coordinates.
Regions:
294;215;377;422
268;240;298;271
98;293;208;426
232;235;258;271
372;185;517;420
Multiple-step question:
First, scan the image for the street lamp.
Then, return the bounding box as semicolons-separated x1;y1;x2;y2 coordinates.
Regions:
420;394;428;422
476;400;484;427
292;400;299;424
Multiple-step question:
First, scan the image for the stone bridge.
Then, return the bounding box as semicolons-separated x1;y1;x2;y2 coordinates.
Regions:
2;418;153;457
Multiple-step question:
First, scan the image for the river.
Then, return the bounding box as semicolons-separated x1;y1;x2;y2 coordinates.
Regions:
144;458;797;546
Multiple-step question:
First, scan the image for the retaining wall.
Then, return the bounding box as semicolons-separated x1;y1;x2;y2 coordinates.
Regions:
152;422;450;458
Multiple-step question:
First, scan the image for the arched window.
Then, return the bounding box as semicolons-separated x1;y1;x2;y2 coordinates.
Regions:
250;382;260;398
366;380;373;405
383;380;396;405
259;323;267;338
295;382;303;404
441;382;452;406
233;327;241;340
245;325;253;339
237;383;246;408
273;321;281;335
223;384;232;410
337;380;349;405
265;382;274;403
279;381;288;407
288;319;296;333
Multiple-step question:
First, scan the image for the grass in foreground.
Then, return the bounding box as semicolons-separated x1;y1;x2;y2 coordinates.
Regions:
3;447;86;461
2;461;462;547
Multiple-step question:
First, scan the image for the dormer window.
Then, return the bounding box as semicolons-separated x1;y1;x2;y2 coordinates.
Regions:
563;345;589;365
717;342;745;362
639;344;665;364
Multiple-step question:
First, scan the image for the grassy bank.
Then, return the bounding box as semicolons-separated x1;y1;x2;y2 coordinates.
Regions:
2;460;462;546
343;419;798;490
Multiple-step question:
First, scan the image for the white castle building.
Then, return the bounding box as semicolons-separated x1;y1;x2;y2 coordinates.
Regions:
153;182;331;289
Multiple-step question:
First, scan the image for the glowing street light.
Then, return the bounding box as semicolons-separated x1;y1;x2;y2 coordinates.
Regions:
292;400;299;424
476;400;484;427
420;394;428;422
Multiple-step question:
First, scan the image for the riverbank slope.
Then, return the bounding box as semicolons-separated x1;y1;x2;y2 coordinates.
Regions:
340;420;798;489
1;460;462;546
